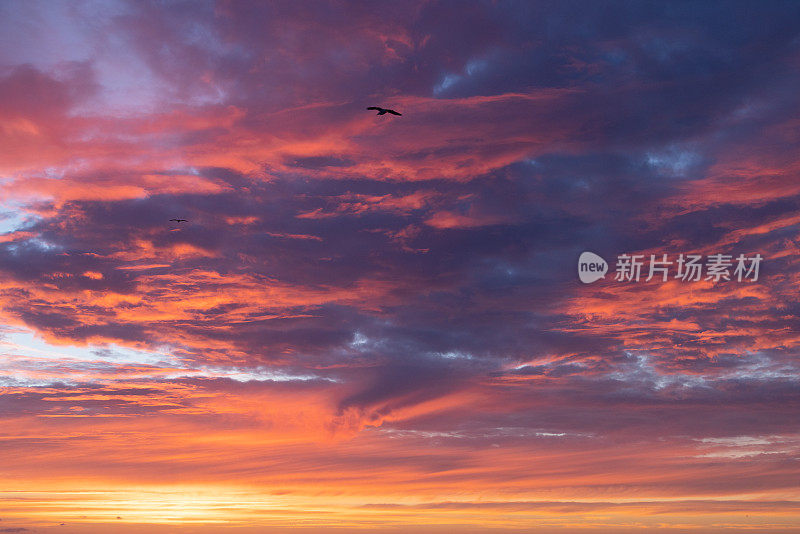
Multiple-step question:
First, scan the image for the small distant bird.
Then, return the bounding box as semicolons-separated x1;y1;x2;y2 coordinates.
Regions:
367;106;401;116
169;218;188;222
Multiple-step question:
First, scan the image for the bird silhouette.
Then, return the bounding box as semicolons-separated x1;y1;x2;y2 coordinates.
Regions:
169;218;188;222
367;106;401;116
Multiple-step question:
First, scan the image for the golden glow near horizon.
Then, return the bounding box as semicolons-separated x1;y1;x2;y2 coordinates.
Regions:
2;488;799;530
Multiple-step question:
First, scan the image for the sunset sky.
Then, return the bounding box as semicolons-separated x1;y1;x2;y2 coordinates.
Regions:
1;1;799;532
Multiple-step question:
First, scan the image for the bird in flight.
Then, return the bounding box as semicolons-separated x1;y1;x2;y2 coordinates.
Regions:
367;106;402;116
169;218;188;222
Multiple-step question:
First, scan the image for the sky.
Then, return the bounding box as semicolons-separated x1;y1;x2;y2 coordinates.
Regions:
0;0;799;532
